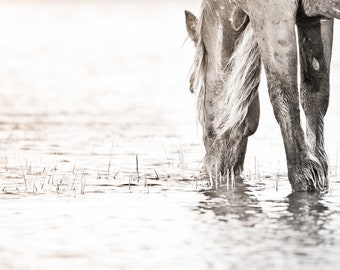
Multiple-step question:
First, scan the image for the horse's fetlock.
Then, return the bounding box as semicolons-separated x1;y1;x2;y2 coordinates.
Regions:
290;155;329;192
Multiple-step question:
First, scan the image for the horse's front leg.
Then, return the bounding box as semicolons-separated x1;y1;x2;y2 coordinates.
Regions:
249;3;327;191
297;17;333;188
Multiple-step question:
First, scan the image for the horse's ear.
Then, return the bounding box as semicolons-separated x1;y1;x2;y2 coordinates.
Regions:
230;6;248;31
185;10;199;44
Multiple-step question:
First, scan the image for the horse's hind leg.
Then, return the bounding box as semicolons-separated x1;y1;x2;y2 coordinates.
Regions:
297;17;333;186
248;2;327;191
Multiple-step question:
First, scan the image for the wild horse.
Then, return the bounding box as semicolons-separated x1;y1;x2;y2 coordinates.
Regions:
185;0;340;192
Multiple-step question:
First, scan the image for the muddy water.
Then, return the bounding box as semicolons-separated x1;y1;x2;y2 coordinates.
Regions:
0;1;340;269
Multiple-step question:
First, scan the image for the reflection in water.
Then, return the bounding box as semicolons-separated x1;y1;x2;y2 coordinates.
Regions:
198;178;263;222
286;192;329;223
197;178;340;269
282;193;335;248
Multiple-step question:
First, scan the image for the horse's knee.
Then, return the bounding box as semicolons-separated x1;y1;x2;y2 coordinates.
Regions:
267;77;299;125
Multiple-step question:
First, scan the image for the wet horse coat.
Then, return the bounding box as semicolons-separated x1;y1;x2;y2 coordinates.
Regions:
186;0;340;192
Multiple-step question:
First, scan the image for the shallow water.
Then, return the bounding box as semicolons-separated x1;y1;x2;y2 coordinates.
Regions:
0;1;340;269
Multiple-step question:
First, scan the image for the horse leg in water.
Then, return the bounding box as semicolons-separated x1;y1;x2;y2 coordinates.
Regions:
247;1;327;191
297;16;333;189
185;1;260;186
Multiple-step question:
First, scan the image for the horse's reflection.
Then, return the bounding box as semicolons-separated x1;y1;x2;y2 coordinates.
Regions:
283;192;332;235
286;192;328;217
197;178;263;222
198;179;333;235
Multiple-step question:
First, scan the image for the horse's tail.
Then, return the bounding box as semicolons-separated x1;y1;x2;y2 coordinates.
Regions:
214;24;261;138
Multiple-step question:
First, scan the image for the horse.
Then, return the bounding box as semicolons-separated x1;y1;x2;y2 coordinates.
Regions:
185;0;340;192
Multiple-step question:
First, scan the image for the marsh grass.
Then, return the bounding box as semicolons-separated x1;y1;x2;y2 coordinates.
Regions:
153;169;159;180
0;144;242;195
3;140;339;197
136;155;140;181
80;170;86;195
107;138;115;175
0;143;195;195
